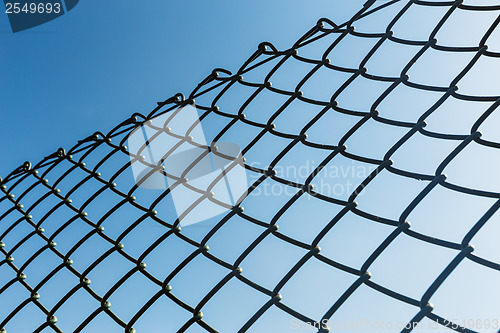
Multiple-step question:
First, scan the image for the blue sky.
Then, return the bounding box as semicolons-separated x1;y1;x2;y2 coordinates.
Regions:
0;0;364;178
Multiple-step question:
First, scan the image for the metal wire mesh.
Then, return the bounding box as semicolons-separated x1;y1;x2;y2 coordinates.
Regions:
1;0;500;332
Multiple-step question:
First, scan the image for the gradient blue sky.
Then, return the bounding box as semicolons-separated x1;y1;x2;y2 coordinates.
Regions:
0;0;364;177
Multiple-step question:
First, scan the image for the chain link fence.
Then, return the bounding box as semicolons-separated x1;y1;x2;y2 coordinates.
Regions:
1;0;500;332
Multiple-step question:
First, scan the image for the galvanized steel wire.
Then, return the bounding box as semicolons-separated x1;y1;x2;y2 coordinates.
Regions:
1;0;500;332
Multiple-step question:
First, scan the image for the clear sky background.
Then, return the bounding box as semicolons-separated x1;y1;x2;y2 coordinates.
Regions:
0;0;365;178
